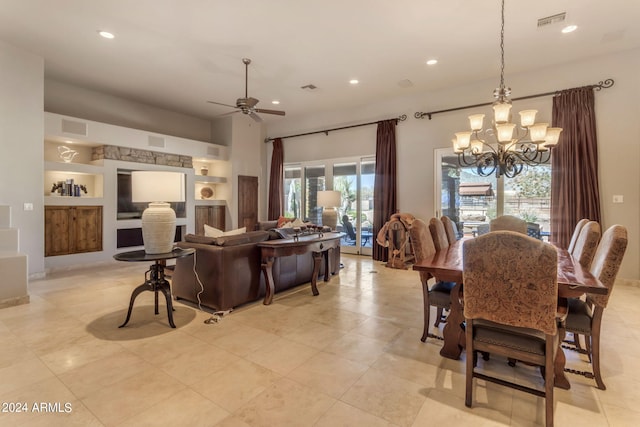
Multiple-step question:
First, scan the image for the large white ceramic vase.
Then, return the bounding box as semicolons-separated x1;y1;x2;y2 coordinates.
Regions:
141;202;176;254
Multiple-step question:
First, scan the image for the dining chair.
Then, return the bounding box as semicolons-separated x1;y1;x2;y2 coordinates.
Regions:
441;216;459;244
489;214;527;234
564;224;628;390
463;231;558;427
409;218;455;342
429;217;450;251
567;218;589;253
570;220;601;269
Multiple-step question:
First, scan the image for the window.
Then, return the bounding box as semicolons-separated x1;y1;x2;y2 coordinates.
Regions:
436;149;551;237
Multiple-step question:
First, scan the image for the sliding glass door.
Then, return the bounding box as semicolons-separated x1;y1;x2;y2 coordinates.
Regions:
284;156;374;255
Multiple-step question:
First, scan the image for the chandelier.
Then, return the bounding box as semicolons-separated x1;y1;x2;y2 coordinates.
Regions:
453;0;562;178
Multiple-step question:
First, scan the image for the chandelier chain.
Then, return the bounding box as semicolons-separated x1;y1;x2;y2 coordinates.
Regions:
499;0;505;90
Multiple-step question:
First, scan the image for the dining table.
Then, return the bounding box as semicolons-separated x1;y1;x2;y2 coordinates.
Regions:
413;237;608;390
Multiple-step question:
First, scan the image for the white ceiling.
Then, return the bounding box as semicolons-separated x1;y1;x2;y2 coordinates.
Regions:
1;0;639;123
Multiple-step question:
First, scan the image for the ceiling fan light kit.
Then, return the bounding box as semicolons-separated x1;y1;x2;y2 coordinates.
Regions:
207;58;286;122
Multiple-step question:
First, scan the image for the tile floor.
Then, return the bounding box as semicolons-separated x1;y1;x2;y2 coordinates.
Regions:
1;254;639;426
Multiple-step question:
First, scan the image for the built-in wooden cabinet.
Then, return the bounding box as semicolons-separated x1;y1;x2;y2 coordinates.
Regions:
45;206;103;256
195;205;225;235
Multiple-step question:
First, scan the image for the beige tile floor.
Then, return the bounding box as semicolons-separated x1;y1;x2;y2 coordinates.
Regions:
1;254;640;426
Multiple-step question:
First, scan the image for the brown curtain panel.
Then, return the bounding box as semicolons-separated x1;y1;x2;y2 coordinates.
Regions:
267;138;284;220
373;119;398;261
550;87;601;248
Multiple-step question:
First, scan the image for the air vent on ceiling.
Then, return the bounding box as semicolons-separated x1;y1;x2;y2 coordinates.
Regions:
147;135;165;148
301;84;317;91
537;12;566;28
61;119;88;136
207;146;220;157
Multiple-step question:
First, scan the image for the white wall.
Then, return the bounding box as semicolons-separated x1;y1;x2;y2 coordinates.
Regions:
0;41;45;277
266;49;640;281
45;79;214;143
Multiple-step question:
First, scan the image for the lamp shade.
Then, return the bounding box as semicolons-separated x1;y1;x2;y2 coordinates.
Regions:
131;171;185;203
317;190;341;208
131;171;185;254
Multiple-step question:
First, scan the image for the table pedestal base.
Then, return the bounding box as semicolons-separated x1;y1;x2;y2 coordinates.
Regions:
119;262;176;328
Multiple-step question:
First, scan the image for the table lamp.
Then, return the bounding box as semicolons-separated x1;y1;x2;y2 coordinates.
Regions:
131;171;185;254
317;190;341;230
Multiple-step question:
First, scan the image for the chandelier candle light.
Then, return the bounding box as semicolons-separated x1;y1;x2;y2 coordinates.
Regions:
132;171;185;254
453;0;562;178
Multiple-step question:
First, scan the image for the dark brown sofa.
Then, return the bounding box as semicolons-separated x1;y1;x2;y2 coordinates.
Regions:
172;226;340;311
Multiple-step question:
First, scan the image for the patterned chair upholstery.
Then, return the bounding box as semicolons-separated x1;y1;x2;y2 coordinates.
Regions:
526;222;541;240
463;231;558;427
570;220;601;269
564;224;628;390
489;215;527;234
409;219;456;342
429;217;450;251
567;218;590;253
441;216;459;245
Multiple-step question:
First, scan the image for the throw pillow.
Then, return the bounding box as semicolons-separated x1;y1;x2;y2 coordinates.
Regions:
223;226;246;236
291;217;305;227
277;215;294;228
204;224;224;238
204;224;246;237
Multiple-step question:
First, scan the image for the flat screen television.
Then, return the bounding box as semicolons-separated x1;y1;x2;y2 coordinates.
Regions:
117;169;186;220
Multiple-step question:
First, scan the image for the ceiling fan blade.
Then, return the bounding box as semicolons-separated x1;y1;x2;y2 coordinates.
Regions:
255;108;286;116
207;100;238;109
249;111;263;122
245;97;259;108
217;110;239;118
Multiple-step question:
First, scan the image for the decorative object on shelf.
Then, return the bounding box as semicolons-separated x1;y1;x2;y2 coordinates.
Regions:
132;171;186;254
200;186;214;199
452;0;562;178
51;180;88;197
317;190;342;230
200;166;209;176
58;146;79;163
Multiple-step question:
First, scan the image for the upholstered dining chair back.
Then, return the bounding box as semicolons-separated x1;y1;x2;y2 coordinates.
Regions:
567;218;590;253
588;224;628;308
489;215;527;234
410;219;436;263
410;218;455;342
571;220;601;270
563;224;627;390
441;216;459;245
463;231;558;426
429;217;450;251
463;231;558;333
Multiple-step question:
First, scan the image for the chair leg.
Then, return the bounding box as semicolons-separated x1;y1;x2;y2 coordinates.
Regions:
591;308;605;390
572;332;582;349
465;324;474;407
434;307;444;327
544;337;555;427
420;276;431;342
585;335;592;363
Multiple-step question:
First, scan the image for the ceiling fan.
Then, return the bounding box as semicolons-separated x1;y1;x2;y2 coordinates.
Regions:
207;58;285;122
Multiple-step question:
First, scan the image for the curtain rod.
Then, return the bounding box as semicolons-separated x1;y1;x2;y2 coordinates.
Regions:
414;78;614;120
264;114;407;143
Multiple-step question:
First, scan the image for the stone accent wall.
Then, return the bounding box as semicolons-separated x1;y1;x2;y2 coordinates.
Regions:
92;145;193;168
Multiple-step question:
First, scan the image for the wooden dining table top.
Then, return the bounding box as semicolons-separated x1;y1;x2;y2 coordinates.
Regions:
413;238;607;297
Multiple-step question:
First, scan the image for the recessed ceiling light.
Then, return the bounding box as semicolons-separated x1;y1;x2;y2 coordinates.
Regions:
349;79;359;85
561;25;578;34
98;31;115;39
271;100;280;105
426;59;438;65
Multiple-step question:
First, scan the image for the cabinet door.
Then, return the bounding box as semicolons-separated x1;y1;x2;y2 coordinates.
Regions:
195;205;226;235
45;206;72;257
73;206;103;253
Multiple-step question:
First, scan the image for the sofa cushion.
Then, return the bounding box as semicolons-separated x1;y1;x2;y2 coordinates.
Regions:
255;220;278;231
184;234;217;245
213;234;251;246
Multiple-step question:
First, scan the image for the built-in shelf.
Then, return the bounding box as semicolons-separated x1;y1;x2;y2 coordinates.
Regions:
44;196;104;206
194;175;227;184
